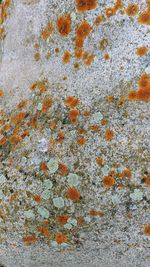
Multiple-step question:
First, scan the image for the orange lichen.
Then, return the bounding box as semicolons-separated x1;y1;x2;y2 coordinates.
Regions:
104;53;110;60
103;175;115;188
107;95;114;102
89;124;100;132
23;235;38;245
136;46;148;57
106;7;115;17
126;4;139;16
58;163;68;176
34;52;41;61
64;96;80;108
75;0;97;13
74;48;83;59
78;128;86;135
96;157;104;166
40;162;49;172
10;112;26;125
76;137;86;145
34;195;42;204
138;73;150;90
68;109;80;123
144;174;150;186
37;226;50;237
74;62;80;69
76;21;91;39
114;0;122;12
138;10;150;25
56;132;65;143
63;51;71;63
41;22;53;40
55;233;67;244
42;97;52;113
21;129;29;139
1;123;11;132
0;89;4;97
118;169;132;179
85;53;95;65
123;169;132;178
56;14;71;37
82;51;89;61
49;120;57;130
0;136;7;146
83;110;91;116
89;210;104;217
34;43;39;49
105;128;114;141
10;134;22;145
128;90;138;100
57;214;69;225
101;118;108;126
144;225;150;235
17;100;27;110
67;187;81;202
94;15;103;26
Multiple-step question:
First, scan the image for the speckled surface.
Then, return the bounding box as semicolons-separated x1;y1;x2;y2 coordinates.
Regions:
0;1;150;267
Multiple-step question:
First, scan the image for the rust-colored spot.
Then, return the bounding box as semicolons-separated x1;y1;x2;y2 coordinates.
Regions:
105;128;114;141
0;136;7;146
94;15;103;26
64;96;80;108
96;157;105;166
138;10;150;25
89;210;104;217
42;97;52;113
76;21;91;39
34;195;42;204
144;225;150;235
83;110;91;116
104;53;110;60
40;162;49;172
144;173;150;186
68;109;80;123
103;175;115;188
56;132;65;143
55;233;67;244
89;124;100;132
58;163;68;176
78;128;86;135
85;53;95;65
37;226;50;237
10;112;26;125
23;235;38;245
63;51;71;63
34;52;41;61
10;134;22;145
126;4;139;16
107;95;114;102
136;46;148;57
17;100;27;110
114;0;122;12
76;136;86;145
56;14;71;37
0;89;4;97
67;187;81;202
106;7;115;17
101;118;108;126
57;214;69;225
75;0;97;13
41;22;53;40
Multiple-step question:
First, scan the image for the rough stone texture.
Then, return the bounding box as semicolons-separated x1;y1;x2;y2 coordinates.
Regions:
0;1;150;267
